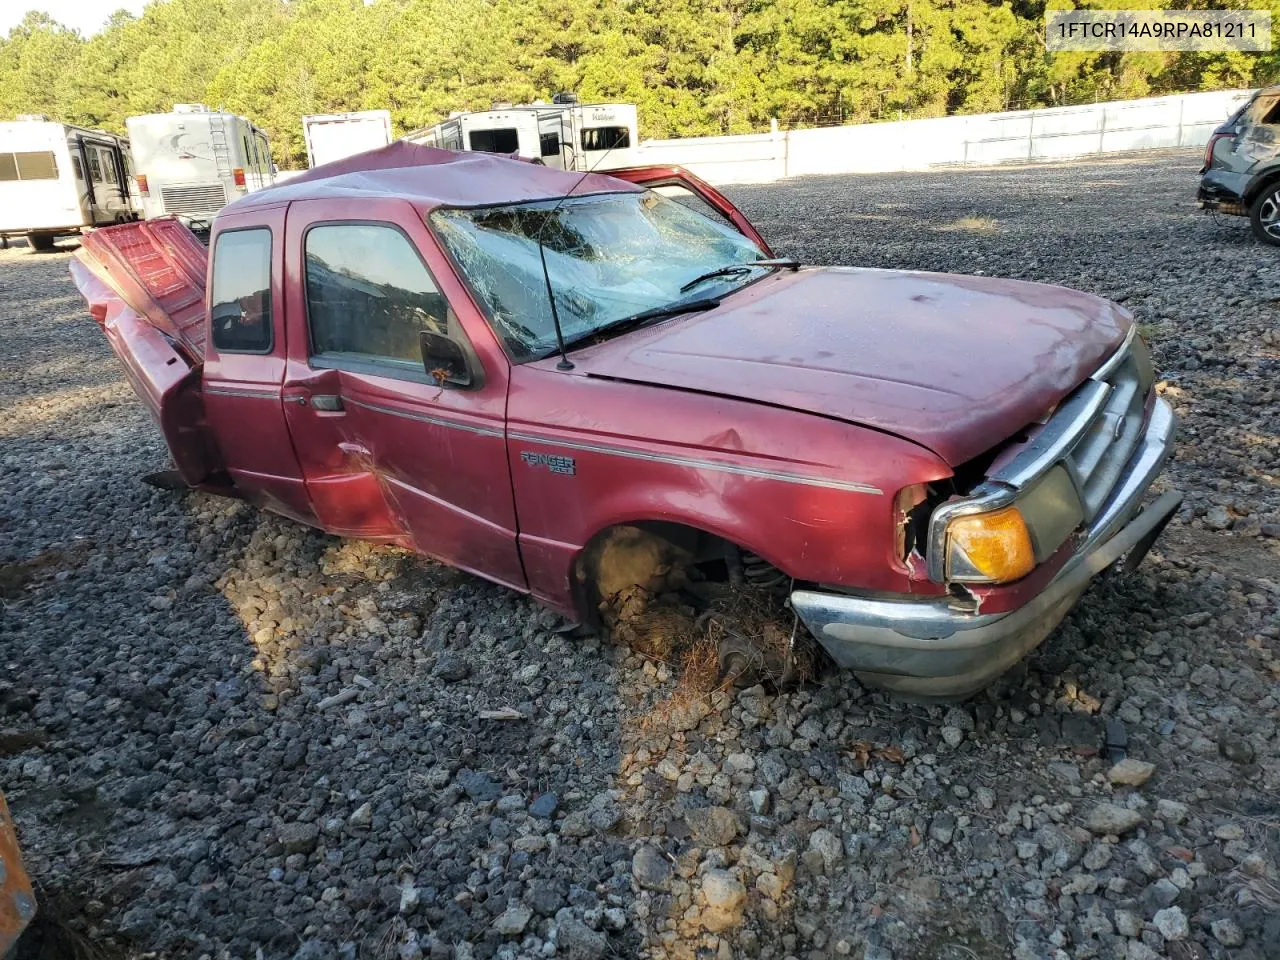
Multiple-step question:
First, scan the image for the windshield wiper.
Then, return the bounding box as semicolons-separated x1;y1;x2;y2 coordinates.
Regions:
559;296;722;352
678;258;800;293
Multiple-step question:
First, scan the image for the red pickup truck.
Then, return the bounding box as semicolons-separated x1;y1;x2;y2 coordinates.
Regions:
71;142;1180;697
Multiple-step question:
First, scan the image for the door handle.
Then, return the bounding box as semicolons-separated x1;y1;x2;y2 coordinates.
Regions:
311;395;344;412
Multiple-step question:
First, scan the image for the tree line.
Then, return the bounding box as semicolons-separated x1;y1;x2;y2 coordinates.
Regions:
0;0;1274;169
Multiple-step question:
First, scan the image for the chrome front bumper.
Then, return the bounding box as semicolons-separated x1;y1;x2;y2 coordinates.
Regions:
792;398;1180;698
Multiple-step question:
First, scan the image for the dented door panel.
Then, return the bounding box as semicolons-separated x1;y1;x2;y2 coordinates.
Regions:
280;197;525;588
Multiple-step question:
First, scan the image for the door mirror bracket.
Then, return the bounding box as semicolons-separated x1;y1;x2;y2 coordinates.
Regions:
420;331;477;389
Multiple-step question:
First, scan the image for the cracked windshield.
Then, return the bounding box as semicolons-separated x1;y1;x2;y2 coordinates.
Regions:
431;190;765;361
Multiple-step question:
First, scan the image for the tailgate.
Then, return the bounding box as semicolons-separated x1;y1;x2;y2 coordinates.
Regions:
71;219;222;486
75;217;208;362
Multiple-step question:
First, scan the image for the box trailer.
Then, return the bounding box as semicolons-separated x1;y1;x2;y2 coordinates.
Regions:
0;117;138;250
302;110;393;168
126;104;274;224
404;98;639;171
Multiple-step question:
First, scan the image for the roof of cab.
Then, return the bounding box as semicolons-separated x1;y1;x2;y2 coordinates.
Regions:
224;140;642;214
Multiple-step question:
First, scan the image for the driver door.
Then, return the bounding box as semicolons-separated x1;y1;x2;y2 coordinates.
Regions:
280;197;525;590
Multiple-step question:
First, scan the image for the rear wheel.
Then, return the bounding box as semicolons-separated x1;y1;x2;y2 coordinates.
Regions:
1249;183;1280;246
25;232;56;252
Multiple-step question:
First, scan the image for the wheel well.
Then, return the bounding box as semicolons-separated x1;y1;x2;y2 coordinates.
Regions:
1244;168;1280;206
571;521;777;628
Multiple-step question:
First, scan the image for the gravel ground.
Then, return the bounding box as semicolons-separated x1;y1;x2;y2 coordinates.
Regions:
2;148;1278;960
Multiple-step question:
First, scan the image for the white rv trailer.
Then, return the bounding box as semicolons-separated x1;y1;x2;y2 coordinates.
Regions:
302;110;393;167
404;99;639;171
126;104;274;224
0;117;138;250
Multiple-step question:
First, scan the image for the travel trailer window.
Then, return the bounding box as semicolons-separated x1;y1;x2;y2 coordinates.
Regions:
540;133;560;157
101;150;119;185
581;127;630;150
211;229;274;353
256;133;271;174
72;156;83;180
1;151;59;180
305;223;449;366
468;128;520;154
88;150;103;182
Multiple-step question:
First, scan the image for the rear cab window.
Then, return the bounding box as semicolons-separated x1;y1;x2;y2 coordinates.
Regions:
210;228;273;353
304;222;450;378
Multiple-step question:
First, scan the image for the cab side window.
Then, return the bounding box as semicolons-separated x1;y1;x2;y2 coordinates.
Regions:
210;228;273;353
304;223;449;370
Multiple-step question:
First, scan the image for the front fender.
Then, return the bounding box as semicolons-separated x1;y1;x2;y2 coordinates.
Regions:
508;371;952;613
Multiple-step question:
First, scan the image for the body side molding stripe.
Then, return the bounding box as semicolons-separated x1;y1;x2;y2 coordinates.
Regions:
343;396;505;438
204;386;279;400
508;431;882;494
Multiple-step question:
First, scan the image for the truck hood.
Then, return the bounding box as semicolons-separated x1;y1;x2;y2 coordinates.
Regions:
573;267;1130;466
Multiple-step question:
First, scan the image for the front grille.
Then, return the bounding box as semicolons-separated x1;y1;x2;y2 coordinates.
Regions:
1067;348;1147;521
926;328;1154;583
158;183;227;217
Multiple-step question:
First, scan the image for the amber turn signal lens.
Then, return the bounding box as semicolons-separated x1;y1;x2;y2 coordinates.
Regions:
946;506;1035;583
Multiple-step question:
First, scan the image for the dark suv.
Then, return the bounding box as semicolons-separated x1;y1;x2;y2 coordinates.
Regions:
1198;85;1280;245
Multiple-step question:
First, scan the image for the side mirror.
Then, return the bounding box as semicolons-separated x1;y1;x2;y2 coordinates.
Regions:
420;331;474;388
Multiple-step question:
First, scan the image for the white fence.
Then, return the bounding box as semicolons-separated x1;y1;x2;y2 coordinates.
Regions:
636;88;1255;184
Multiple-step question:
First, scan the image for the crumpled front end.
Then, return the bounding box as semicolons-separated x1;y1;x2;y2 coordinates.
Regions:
0;791;36;955
792;327;1181;698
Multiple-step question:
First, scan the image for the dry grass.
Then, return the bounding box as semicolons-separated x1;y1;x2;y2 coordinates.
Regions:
935;215;1000;234
618;584;819;736
706;586;818;687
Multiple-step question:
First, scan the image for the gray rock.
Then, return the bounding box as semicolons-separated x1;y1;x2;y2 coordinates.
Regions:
1205;505;1231;530
348;802;373;827
556;917;608;959
1155;798;1188;824
528;792;559;819
278;821;319;855
1085;803;1143;836
929;812;956;845
685;805;739;846
1108;758;1156;787
1047;760;1081;786
456;769;502;801
1114;910;1142;938
1142;878;1180;912
1082;843;1113;871
808;828;844;871
1210;917;1245;947
940;726;964;747
1218;735;1255;764
493;903;533;936
433;652;471;681
631;844;672;891
1152;906;1188;940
